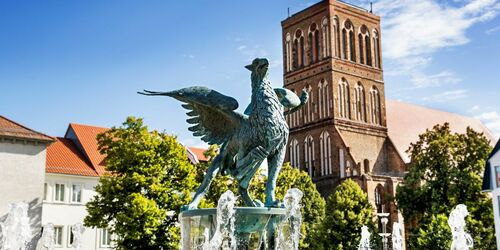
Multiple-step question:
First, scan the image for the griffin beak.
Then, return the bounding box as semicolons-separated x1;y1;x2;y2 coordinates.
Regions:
245;64;253;71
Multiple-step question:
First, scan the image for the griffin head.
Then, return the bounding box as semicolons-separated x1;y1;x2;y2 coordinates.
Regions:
245;58;269;80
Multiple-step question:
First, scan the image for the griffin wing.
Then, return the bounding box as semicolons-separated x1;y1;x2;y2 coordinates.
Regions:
139;87;246;145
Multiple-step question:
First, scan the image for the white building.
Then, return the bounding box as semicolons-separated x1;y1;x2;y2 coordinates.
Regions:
0;115;54;248
482;139;500;249
43;123;207;249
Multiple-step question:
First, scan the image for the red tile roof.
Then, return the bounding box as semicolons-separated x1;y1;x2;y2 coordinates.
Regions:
46;137;98;176
387;100;495;163
46;123;208;176
0;115;53;142
67;123;109;175
186;146;209;163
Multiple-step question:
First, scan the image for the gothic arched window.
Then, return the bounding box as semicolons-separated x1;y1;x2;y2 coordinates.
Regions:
285;33;292;72
318;79;330;119
354;82;366;122
338;79;350;119
289;139;300;168
320;131;332;176
321;17;330;58
304;135;315;177
333;16;341;58
358;25;372;66
304;85;314;124
293;29;305;69
342;20;356;62
308;23;320;64
369;86;381;125
373;29;381;68
375;185;384;213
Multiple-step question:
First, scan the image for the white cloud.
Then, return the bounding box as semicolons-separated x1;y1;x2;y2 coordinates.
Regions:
376;0;498;60
411;70;462;88
182;54;195;59
475;111;500;138
236;45;269;60
371;0;499;89
423;89;468;102
486;25;500;34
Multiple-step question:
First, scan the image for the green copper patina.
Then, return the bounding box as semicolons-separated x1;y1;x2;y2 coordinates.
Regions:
139;58;307;210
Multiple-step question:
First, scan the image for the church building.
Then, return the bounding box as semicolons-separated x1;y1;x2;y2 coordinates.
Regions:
281;0;495;238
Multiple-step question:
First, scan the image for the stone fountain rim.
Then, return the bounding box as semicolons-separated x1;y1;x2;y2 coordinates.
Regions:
180;207;286;217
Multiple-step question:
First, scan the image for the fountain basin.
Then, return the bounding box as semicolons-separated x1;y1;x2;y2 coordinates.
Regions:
180;207;287;249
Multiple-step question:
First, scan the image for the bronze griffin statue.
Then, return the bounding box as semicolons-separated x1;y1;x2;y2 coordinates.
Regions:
139;58;307;210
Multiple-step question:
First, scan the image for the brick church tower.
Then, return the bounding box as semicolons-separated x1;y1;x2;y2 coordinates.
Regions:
282;0;407;234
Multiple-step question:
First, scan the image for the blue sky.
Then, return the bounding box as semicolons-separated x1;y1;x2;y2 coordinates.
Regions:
1;0;499;147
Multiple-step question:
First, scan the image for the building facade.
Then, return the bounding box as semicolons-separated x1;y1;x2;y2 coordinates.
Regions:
43;123;208;249
281;0;406;230
281;1;497;243
482;139;500;248
0;115;54;247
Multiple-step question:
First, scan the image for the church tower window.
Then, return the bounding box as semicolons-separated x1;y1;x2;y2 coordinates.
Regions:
320;131;332;176
304;135;315;177
354;82;366;122
339;79;350;119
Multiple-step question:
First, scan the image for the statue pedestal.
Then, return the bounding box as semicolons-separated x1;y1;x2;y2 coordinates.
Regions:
180;207;289;250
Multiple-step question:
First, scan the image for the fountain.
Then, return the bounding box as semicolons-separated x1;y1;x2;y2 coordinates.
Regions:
71;223;85;250
358;226;371;250
0;202;32;250
391;222;403;250
142;58;308;250
202;190;237;250
35;223;54;250
180;188;303;250
448;204;473;250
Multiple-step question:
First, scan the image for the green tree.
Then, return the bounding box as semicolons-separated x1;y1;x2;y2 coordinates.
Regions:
195;150;325;249
311;179;377;250
410;214;451;250
395;123;495;249
84;117;197;249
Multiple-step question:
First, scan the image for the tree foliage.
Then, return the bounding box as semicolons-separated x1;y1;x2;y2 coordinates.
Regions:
195;150;325;249
84;117;197;249
311;179;377;250
410;214;451;250
395;123;495;249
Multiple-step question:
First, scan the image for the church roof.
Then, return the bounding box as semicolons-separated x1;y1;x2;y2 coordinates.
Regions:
386;100;495;163
0;115;53;143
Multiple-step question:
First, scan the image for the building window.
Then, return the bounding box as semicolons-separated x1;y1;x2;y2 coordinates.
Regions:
71;184;83;203
333;16;341;57
320;131;332;176
54;226;63;246
373;29;381;68
339;79;350;119
101;228;112;247
289;139;300;169
304;85;314;123
498;196;500;216
342;19;356;61
285;33;292;72
495;166;500;188
44;183;48;201
318;79;330;119
321;17;330;58
375;185;383;213
354;83;366;122
304;135;315;177
308;23;320;64
339;148;345;178
54;183;65;202
369;86;381;125
293;29;305;70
